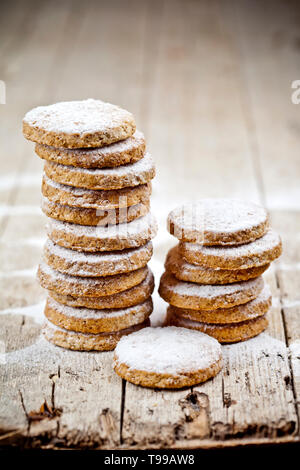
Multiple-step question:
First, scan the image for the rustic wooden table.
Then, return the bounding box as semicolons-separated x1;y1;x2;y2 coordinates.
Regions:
0;0;299;449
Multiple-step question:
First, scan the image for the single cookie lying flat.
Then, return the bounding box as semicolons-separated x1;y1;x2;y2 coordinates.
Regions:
167;199;269;245
43;318;150;351
23;99;136;148
45;296;153;334
42;196;150;226
113;326;222;388
38;262;148;297
35;130;145;168
42;174;151;209
46;213;157;252
159;271;264;309
49;268;155;309
167;284;271;324
44;239;153;277
165;245;269;284
44;152;155;190
180;229;282;269
166;313;268;344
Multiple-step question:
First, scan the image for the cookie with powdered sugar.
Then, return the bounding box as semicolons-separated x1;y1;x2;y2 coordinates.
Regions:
166;311;268;344
42;174;151;210
49;269;154;310
113;326;222;388
23;99;136;148
167;199;269;245
41;196;150;226
44;152;155;190
180;228;282;269
35;130;145;168
46;213;157;252
38;262;148;297
165;245;269;284
44;296;153;334
167;284;272;324
44;239;153;277
159;271;264;310
43;318;150;351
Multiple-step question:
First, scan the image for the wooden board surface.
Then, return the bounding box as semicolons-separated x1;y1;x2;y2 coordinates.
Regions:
0;0;299;449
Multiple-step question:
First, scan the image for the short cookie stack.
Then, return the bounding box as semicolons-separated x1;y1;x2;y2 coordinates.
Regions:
23;99;157;351
159;199;282;343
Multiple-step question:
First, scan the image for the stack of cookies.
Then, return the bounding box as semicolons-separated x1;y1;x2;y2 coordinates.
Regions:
23;99;157;351
159;199;282;343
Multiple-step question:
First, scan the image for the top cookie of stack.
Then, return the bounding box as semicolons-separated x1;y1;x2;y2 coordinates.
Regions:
23;99;157;351
160;198;282;343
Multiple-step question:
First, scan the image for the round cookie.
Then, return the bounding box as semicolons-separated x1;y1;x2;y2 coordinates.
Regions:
167;284;272;324
45;296;153;334
42;174;151;210
46;213;157;252
180;229;282;269
166;313;268;344
165;245;269;284
49;269;155;309
38;262;148;297
158;271;264;310
44;239;153;277
41;196;150;226
167;199;269;245
44;152;155;190
35;130;145;168
43;318;150;351
113;326;223;389
23;99;136;148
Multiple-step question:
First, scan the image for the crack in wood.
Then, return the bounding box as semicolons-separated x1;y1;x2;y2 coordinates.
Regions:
119;379;126;445
275;270;300;435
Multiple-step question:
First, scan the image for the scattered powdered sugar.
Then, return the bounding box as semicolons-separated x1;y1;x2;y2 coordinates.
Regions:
23;99;134;135
223;332;288;362
184;229;281;260
0;267;37;278
289;340;300;377
47;212;157;239
40;130;144;157
162;272;264;298
49;151;154;177
47;296;151;320
168;199;268;234
0;173;41;190
114;326;222;374
0;205;42;217
0;301;45;324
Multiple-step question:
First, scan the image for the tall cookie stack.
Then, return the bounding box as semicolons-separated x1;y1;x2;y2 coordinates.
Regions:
23;99;157;351
159;199;282;343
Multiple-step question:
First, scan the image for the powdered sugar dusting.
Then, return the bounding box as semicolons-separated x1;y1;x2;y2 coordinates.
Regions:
161;272;264;298
169;199;268;234
183;229;281;264
44;238;152;276
48;151;154;178
47;296;152;320
23;99;134;135
47;212;157;240
39;261;146;287
114;326;222;374
39;130;144;158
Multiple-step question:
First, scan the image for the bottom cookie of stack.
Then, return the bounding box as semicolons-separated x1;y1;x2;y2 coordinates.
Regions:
44;318;150;351
43;296;153;351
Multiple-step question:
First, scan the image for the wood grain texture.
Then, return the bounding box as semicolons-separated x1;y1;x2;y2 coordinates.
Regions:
0;0;299;449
